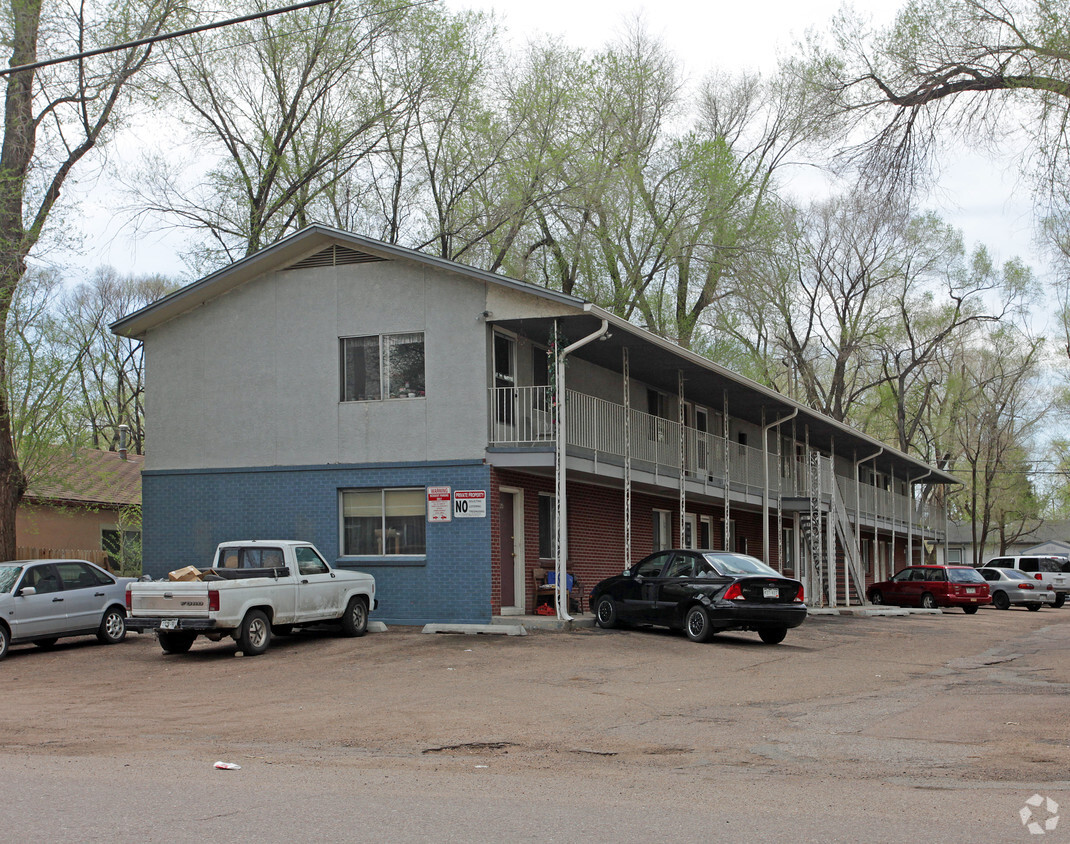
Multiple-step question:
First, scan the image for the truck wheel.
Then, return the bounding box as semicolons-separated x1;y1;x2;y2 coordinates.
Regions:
239;609;272;655
158;632;195;654
96;607;127;644
1055;594;1066;609
340;597;368;637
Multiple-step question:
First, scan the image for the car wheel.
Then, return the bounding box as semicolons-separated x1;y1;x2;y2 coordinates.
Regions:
239;609;272;656
683;605;713;643
962;606;979;614
595;597;618;629
869;590;883;605
921;593;938;609
34;637;59;649
340;596;368;637
1027;603;1042;612
992;591;1010;610
96;607;126;644
158;631;195;654
758;626;788;645
0;624;8;660
1055;594;1066;609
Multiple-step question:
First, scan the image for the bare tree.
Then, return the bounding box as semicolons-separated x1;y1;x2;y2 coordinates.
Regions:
821;0;1070;196
61;268;178;454
127;0;412;271
0;0;181;559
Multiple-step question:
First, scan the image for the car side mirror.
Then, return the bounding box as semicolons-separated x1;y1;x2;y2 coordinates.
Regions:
19;586;36;597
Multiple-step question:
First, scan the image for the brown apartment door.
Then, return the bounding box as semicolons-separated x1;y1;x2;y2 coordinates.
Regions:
500;492;516;608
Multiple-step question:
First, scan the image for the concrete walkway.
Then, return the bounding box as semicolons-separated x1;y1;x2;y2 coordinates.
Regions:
483;607;944;632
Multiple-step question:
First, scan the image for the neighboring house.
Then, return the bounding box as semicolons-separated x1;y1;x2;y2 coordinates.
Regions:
16;448;144;569
947;521;1070;566
112;225;957;625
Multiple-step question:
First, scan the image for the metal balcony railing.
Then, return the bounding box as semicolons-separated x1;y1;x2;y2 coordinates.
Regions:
488;386;945;532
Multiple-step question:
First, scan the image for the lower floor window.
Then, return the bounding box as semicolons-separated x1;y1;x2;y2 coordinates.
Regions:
538;494;556;559
342;488;426;555
653;509;672;551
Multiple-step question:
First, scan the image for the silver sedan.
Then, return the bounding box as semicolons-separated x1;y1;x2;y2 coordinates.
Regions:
0;560;135;658
977;567;1057;611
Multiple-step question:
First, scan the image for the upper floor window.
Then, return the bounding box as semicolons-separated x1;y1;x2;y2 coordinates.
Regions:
340;333;425;402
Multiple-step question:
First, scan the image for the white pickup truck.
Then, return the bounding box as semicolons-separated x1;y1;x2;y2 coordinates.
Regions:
125;540;377;656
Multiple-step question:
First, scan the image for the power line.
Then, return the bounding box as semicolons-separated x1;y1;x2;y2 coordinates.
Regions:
0;0;339;77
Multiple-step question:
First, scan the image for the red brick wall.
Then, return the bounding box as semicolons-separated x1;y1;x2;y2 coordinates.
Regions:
490;468;766;614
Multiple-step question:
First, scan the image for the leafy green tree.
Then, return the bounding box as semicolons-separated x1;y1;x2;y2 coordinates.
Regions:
949;325;1048;564
5;267;86;489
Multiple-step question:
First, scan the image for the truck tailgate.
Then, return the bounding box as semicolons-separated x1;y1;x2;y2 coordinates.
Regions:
130;584;211;616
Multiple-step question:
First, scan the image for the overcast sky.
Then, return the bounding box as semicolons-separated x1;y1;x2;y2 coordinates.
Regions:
63;0;1040;281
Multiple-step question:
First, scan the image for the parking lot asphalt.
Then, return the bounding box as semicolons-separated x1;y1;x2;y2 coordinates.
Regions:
3;606;1069;842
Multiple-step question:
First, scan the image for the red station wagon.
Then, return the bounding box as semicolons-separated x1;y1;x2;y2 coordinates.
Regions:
866;565;991;613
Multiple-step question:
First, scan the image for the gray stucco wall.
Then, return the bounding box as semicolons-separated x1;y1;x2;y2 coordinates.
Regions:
145;259;496;471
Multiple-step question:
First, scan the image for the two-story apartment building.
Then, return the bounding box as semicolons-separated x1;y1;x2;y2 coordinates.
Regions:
113;225;957;625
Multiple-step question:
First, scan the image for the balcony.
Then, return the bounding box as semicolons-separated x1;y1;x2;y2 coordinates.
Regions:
488;386;944;535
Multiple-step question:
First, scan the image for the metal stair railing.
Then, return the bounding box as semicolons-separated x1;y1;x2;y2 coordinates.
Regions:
830;480;868;604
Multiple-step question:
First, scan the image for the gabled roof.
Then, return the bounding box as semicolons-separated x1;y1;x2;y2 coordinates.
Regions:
24;449;143;508
111;225;586;339
111;225;957;485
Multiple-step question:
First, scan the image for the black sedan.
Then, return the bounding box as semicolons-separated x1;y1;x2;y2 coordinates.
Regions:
590;550;807;644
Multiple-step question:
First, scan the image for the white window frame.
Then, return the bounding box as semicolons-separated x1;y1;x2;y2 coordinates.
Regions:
340;487;427;557
340;332;425;402
653;509;672;551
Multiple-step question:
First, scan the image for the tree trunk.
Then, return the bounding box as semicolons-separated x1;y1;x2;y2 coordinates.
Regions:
0;0;43;559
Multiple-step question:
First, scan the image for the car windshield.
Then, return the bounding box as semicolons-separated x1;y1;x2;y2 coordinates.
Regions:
1003;569;1031;581
949;567;985;584
702;553;778;576
0;565;22;593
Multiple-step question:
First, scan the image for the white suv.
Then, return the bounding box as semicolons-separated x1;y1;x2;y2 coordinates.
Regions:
981;556;1070;608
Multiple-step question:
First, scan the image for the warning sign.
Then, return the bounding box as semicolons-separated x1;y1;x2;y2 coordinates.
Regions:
454;490;487;518
427;486;452;522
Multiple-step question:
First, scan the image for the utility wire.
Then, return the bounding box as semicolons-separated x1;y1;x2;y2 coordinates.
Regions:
0;0;339;77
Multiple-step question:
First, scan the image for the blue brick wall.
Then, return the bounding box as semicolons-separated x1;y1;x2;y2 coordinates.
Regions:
142;461;492;625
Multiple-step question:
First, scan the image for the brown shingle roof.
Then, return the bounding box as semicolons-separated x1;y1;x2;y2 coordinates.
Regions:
23;449;143;508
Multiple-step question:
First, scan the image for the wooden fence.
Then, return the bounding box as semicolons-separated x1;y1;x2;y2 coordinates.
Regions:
15;547;112;570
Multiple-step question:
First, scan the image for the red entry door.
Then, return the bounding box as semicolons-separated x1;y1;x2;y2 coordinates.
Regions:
500;493;516;607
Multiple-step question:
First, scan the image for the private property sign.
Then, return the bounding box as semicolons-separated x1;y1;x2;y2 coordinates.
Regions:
453;490;487;518
427;486;452;522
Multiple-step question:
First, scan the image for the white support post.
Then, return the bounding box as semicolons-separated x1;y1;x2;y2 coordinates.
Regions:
723;391;730;550
678;370;686;546
762;408;798;566
623;348;631;570
554;318;609;621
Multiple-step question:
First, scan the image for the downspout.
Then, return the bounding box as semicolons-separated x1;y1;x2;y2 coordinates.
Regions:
762;408;798;566
907;470;933;566
853;447;883;604
555;318;610;621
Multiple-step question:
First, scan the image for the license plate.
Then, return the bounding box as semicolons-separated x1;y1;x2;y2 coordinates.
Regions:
160;618;178;630
965;588;976;594
763;587;780;599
